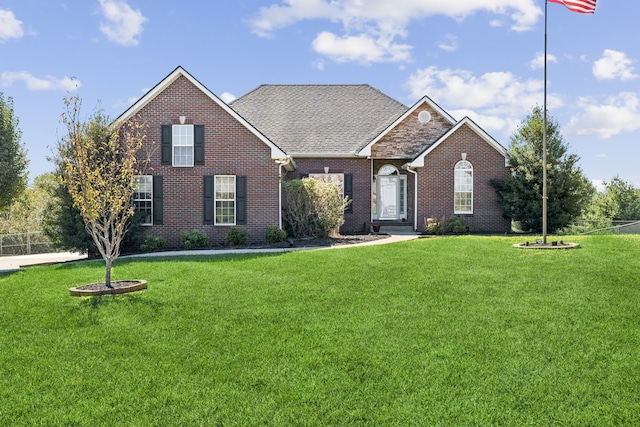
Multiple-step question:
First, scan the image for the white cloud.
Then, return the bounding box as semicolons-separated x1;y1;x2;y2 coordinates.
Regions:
99;0;147;46
592;49;638;81
530;51;557;70
437;34;458;52
112;87;152;110
220;92;237;103
405;65;563;136
251;0;541;35
564;92;640;139
0;71;80;91
0;9;24;42
249;0;541;64
312;31;411;64
313;59;326;71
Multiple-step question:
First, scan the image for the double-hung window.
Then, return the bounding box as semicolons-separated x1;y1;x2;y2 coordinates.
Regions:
172;125;194;166
133;175;153;225
215;175;236;225
454;160;473;214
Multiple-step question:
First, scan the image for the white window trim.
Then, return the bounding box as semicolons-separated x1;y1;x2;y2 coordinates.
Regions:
214;175;236;226
133;175;153;226
454;160;473;214
172;124;194;167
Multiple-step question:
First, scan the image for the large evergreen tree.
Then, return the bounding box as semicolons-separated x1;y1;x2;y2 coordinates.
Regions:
491;106;594;233
41;172;144;257
0;93;28;211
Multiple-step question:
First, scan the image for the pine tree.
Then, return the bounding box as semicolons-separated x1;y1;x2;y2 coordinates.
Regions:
491;106;594;233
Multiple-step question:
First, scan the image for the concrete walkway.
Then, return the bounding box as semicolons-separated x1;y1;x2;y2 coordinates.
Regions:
125;232;420;259
0;233;420;273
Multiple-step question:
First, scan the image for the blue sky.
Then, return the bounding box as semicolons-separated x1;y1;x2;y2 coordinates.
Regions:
1;0;638;189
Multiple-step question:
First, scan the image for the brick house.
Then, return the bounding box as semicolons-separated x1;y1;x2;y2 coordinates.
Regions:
117;66;510;247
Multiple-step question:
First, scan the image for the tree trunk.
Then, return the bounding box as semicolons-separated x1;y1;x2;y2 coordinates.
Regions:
105;258;112;289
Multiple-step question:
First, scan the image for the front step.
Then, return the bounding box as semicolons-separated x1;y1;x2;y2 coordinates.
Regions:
370;223;415;234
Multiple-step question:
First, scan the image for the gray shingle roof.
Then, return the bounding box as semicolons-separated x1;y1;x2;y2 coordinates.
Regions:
230;85;408;156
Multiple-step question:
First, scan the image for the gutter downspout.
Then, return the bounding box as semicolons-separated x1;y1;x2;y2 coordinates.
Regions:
276;158;292;230
405;166;418;232
370;157;374;224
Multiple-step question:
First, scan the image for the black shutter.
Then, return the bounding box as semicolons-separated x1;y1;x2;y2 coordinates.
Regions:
344;173;353;213
236;176;247;225
203;176;214;225
152;176;163;225
194;125;205;165
161;125;172;165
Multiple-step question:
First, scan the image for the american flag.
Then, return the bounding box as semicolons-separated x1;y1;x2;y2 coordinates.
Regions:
548;0;597;14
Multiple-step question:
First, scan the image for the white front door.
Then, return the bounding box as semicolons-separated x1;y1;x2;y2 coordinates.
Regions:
378;176;399;220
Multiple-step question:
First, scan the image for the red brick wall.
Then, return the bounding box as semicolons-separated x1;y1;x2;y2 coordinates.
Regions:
132;75;281;247
283;158;372;233
416;124;511;233
285;129;510;235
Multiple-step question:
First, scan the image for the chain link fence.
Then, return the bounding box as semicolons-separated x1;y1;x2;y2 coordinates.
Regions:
0;232;53;256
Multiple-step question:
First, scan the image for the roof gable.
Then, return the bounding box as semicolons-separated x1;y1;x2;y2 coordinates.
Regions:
407;116;507;168
115;66;288;159
230;84;408;156
358;95;456;157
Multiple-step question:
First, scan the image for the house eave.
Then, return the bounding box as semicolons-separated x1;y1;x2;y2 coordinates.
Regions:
289;152;359;158
407;117;506;168
114;66;289;160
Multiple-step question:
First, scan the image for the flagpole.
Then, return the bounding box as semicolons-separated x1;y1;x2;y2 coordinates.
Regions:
543;0;549;244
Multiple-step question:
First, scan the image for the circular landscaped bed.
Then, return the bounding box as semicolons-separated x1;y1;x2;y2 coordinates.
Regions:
513;241;579;249
70;280;147;297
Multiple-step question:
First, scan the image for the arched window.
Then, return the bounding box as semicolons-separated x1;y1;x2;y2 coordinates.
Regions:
454;160;473;214
378;164;399;175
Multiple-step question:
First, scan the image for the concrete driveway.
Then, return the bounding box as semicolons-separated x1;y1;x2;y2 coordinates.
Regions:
0;252;87;273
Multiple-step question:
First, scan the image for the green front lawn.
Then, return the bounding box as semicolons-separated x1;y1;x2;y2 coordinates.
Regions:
1;235;639;426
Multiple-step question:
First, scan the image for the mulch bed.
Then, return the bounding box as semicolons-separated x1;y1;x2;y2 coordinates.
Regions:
275;233;390;248
513;241;579;249
70;280;147;296
127;233;393;254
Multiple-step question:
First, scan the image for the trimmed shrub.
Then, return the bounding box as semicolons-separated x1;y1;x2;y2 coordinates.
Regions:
424;217;444;235
283;178;351;238
265;226;287;243
181;229;209;249
225;227;249;246
140;235;166;252
447;216;467;234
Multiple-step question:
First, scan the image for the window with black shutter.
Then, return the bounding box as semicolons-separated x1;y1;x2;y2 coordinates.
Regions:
152;176;163;225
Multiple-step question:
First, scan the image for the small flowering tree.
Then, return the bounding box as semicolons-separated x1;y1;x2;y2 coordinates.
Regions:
59;96;146;288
